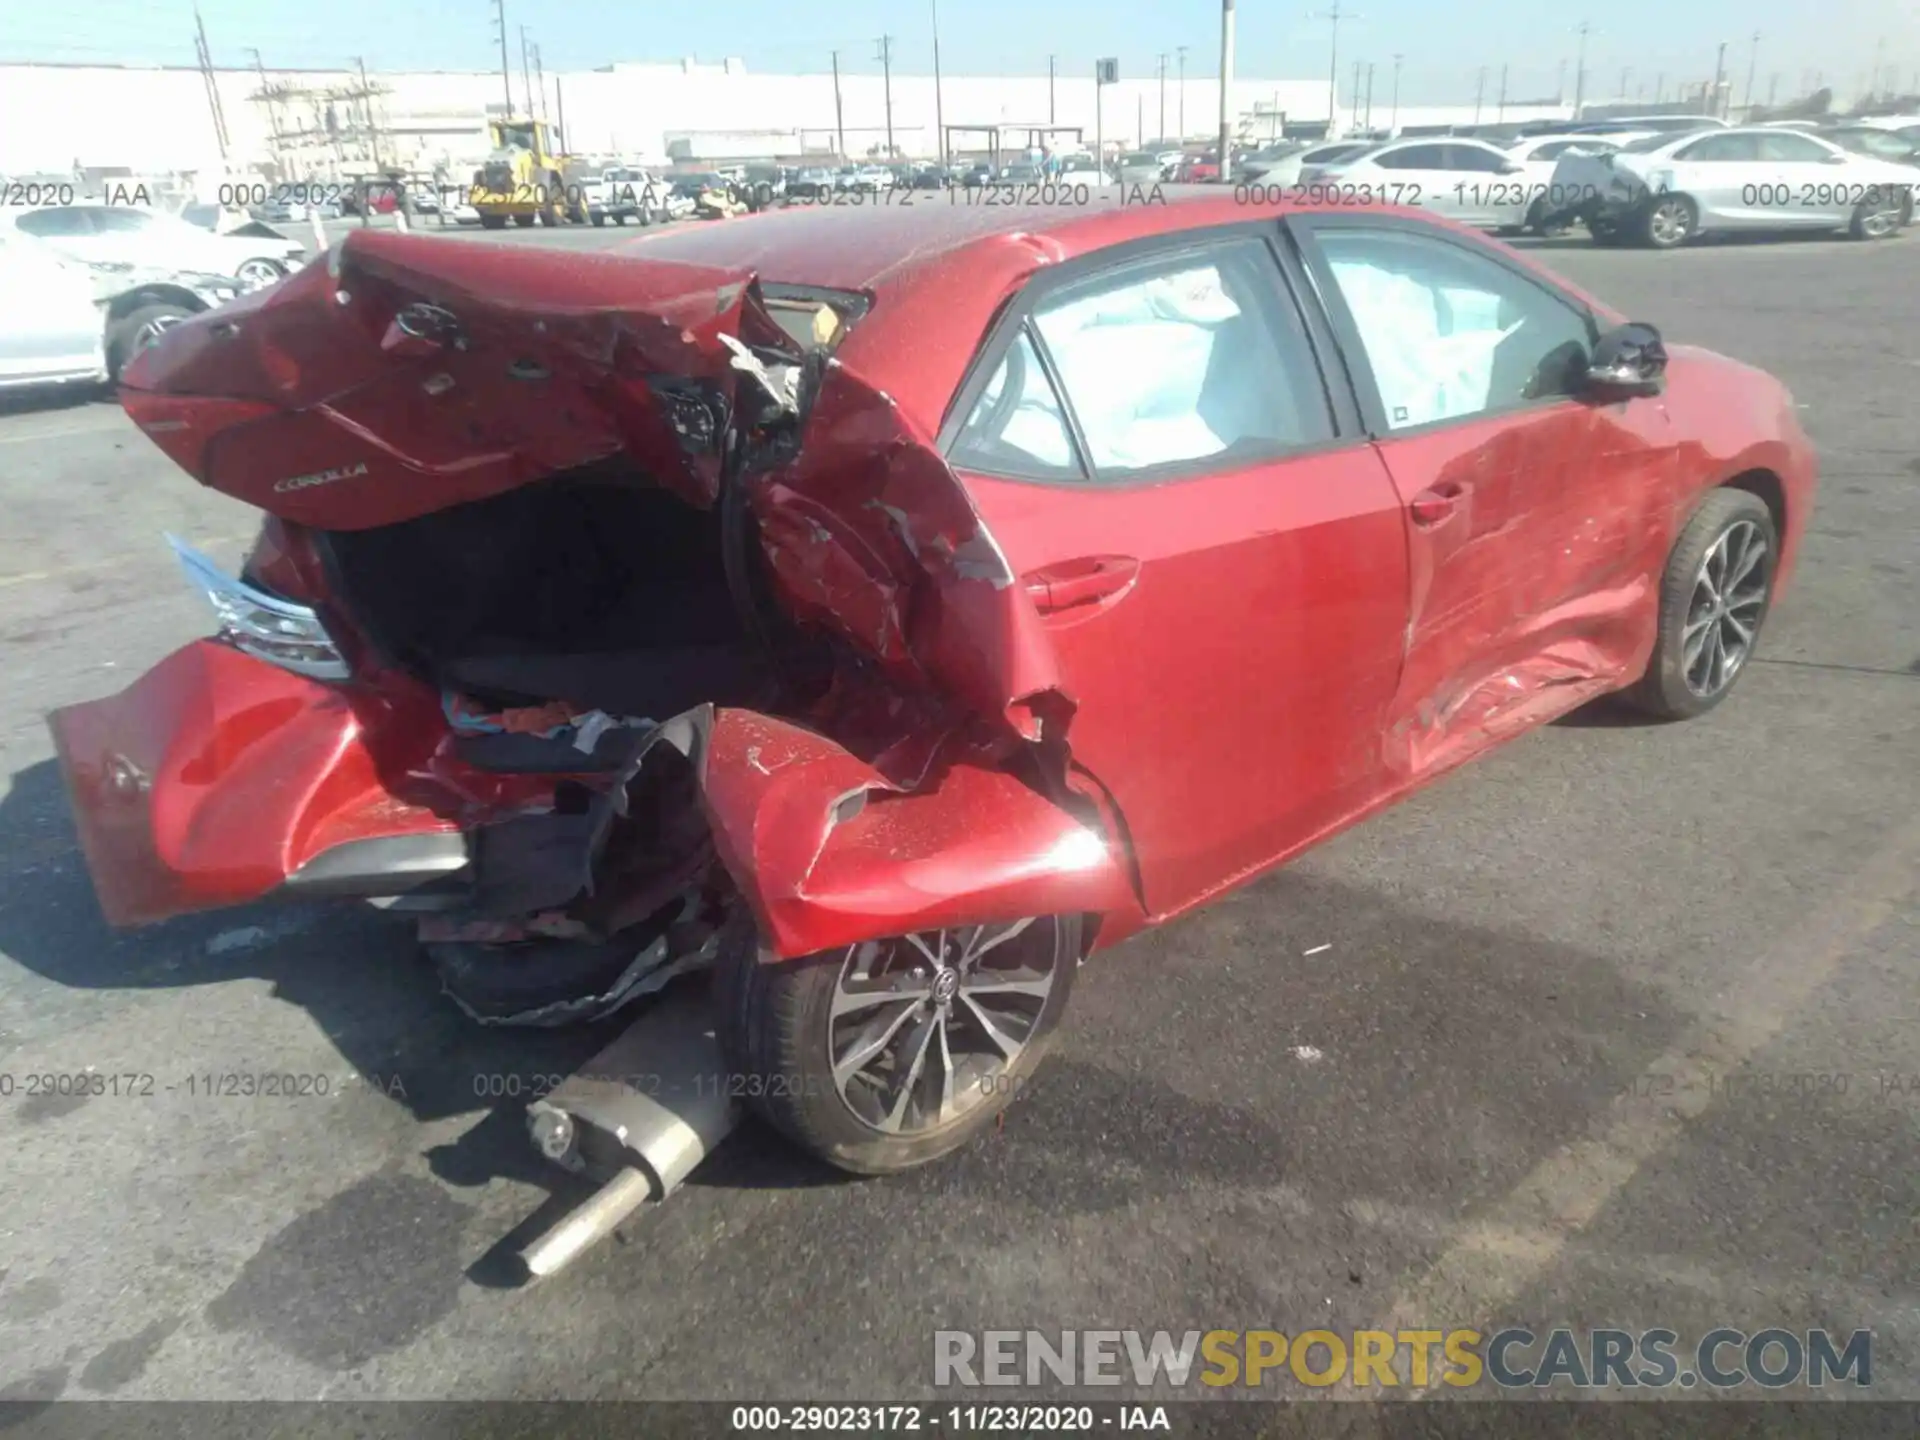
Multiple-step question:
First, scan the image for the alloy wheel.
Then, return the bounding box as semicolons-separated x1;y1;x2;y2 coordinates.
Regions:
1649;199;1692;247
1859;200;1903;238
133;314;183;354
1682;520;1769;697
236;258;284;290
827;919;1060;1136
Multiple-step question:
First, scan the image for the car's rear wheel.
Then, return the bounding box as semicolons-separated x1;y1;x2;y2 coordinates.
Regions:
1625;488;1777;720
1640;194;1698;249
107;301;192;380
715;911;1080;1174
235;257;286;290
1848;191;1907;240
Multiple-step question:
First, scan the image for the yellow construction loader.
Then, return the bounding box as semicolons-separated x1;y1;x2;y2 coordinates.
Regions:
469;117;588;229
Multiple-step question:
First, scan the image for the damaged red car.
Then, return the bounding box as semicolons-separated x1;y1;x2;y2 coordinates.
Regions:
51;197;1815;1175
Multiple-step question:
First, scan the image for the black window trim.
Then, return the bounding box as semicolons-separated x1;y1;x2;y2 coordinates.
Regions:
935;219;1366;490
1281;210;1605;441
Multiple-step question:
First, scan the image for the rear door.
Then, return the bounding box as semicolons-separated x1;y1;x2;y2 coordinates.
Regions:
1365;143;1462;219
1287;213;1678;777
1754;131;1854;225
945;227;1413;919
1664;131;1765;227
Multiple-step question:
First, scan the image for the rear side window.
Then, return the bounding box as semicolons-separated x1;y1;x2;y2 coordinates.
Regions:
1675;133;1761;162
951;238;1334;483
15;207;96;238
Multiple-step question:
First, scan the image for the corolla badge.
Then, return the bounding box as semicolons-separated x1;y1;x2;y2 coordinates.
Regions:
274;461;370;493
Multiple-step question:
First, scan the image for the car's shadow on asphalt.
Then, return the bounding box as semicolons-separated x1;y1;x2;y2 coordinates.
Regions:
0;755;843;1271
0;385;116;418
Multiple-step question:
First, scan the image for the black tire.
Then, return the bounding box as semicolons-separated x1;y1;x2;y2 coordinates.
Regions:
1639;193;1697;250
1588;216;1627;247
714;909;1081;1174
1847;192;1908;241
1623;488;1778;721
511;214;534;228
480;214;508;230
107;301;193;380
590;212;606;227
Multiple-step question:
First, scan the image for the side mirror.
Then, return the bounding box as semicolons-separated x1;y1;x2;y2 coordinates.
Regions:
1499;160;1525;174
1823;151;1850;164
1584;322;1668;399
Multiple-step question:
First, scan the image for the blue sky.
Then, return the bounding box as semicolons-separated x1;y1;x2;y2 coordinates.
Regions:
2;0;1913;106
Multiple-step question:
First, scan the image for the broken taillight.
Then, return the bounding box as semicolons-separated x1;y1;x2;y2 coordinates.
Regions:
166;535;349;681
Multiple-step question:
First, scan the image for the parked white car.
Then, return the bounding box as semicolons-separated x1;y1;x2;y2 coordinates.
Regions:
5;203;306;291
1301;137;1550;230
1240;140;1372;187
1504;132;1649;230
582;167;668;226
0;229;239;388
1550;126;1918;247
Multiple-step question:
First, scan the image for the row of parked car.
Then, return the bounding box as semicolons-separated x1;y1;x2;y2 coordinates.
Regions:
1234;113;1920;247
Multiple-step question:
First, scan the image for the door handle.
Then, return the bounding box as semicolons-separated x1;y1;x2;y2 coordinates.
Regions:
1409;481;1468;527
1022;555;1140;614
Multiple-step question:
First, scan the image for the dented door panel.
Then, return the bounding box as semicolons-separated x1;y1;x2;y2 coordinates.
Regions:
963;449;1412;922
1369;398;1679;778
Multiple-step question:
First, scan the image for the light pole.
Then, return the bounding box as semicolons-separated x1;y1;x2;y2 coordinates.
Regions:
1712;39;1727;117
1177;45;1188;139
1390;52;1401;130
932;0;945;163
1219;0;1235;175
876;34;894;157
1742;30;1759;113
1496;62;1507;121
1311;1;1355;136
1572;21;1590;115
1158;53;1168;142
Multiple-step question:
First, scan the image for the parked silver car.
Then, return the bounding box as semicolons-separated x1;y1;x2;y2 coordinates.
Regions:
1552;126;1917;247
0;229;239;389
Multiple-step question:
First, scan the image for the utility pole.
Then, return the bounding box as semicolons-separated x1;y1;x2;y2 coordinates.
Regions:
1712;39;1728;117
1654;72;1664;103
1619;66;1630;100
1767;73;1779;109
492;0;512;113
246;46;280;141
1390;52;1401;130
1352;60;1363;130
1158;53;1168;142
830;51;845;158
533;43;547;122
1048;55;1056;124
1572;21;1590;115
876;36;894;158
1496;61;1508;120
354;56;382;169
1556;58;1566;104
931;0;945;163
1474;65;1485;123
1363;62;1374;128
1312;1;1355;137
193;9;229;160
1218;0;1235;177
519;27;533;126
1177;46;1188;139
1743;31;1759;113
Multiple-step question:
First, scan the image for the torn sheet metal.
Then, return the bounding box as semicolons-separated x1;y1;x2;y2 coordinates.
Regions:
123;229;1071;747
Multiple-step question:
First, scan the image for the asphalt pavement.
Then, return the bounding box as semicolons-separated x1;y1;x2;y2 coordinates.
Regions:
0;218;1915;1406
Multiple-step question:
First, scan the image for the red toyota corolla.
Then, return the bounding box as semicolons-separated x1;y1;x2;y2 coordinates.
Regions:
52;195;1814;1175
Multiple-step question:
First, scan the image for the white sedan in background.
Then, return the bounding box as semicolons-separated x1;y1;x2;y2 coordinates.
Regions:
1300;137;1550;230
1502;131;1647;230
0;229;239;389
1551;126;1917;247
6;203;306;291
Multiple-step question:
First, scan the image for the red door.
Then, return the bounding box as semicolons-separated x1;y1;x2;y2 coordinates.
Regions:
948;231;1411;920
1290;216;1676;778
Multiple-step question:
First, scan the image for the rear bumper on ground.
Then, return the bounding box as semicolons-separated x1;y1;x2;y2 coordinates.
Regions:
48;639;467;927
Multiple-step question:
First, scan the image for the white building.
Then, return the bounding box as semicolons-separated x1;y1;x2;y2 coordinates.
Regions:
0;58;1574;181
